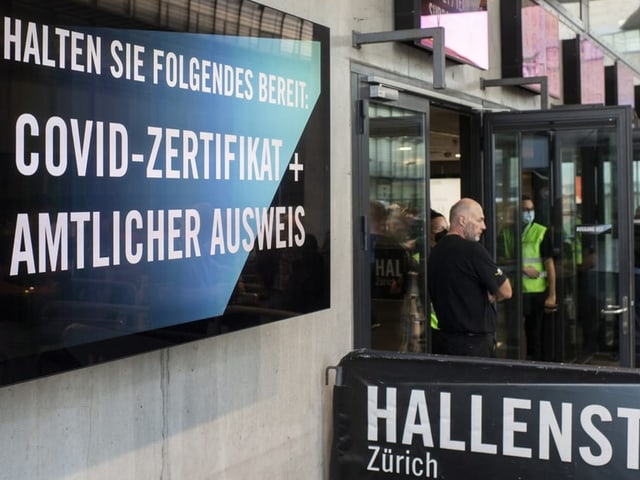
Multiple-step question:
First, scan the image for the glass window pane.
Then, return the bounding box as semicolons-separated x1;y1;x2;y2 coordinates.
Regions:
556;0;582;21
369;104;428;353
493;132;522;359
589;0;640;73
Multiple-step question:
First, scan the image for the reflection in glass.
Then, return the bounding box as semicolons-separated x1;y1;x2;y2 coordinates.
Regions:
369;104;427;352
558;128;620;365
493;132;522;359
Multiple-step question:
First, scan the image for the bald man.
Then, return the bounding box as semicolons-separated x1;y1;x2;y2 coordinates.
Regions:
427;198;512;357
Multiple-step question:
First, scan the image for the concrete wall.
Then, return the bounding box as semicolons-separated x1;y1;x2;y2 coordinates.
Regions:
0;317;345;479
0;1;541;479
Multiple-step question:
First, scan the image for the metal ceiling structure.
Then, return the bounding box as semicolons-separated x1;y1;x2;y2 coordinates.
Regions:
15;0;313;39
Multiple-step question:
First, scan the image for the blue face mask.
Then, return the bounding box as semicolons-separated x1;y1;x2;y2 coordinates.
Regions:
522;210;535;224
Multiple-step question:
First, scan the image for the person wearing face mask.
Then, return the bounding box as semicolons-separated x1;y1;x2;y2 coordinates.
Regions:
427;211;448;331
427;198;512;357
431;211;449;245
516;195;557;361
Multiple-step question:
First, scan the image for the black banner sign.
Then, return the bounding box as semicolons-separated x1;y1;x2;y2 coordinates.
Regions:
330;350;640;479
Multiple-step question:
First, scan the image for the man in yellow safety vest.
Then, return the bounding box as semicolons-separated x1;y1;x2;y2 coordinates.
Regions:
519;195;557;360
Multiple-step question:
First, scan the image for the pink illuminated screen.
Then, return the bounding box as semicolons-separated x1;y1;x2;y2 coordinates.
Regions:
522;3;561;98
419;1;489;70
580;37;605;104
615;62;635;107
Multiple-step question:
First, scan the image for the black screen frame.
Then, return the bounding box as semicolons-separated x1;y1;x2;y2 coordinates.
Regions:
0;0;331;387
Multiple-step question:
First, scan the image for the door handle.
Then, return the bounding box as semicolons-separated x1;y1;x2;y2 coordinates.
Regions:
600;305;628;315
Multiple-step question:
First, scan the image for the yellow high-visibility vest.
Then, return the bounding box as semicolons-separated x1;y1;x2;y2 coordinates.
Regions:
502;223;548;293
522;222;548;293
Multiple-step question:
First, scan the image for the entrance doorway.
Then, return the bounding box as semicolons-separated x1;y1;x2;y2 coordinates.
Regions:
353;72;636;368
353;90;430;351
485;106;635;367
352;72;470;353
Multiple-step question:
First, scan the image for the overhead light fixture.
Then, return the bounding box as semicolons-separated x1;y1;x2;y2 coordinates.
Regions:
399;146;412;151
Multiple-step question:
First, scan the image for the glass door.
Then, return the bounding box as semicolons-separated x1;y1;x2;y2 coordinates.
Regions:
633;129;640;367
485;106;635;367
352;75;430;352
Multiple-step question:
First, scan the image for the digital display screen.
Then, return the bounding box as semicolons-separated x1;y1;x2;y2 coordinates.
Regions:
521;1;561;98
562;35;605;105
395;0;489;70
500;0;561;99
606;62;635;107
0;0;330;386
580;36;605;104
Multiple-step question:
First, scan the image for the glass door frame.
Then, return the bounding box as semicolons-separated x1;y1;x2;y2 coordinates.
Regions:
483;105;635;367
351;72;431;349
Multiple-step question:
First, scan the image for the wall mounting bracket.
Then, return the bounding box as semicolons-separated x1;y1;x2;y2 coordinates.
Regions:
352;27;445;90
480;76;549;109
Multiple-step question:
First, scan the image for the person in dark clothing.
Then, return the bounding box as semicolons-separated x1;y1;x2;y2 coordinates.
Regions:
369;200;413;301
427;210;448;331
368;200;415;350
498;195;557;360
427;198;512;357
